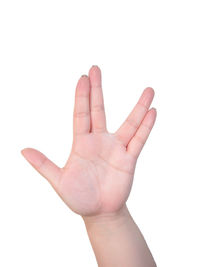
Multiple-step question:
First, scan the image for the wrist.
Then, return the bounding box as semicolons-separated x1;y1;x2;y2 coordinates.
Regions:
82;204;157;267
82;204;132;229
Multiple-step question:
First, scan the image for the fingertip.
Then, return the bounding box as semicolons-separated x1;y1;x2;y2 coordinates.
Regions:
76;74;90;97
81;74;88;78
149;108;157;123
21;147;29;158
21;147;30;161
92;65;99;69
20;147;44;167
21;148;28;156
151;107;157;114
145;87;155;95
21;147;32;154
153;108;157;119
89;65;101;76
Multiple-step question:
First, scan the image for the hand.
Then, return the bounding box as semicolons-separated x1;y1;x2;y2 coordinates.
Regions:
21;65;157;217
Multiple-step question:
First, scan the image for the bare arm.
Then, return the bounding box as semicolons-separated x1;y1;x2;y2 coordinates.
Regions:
21;65;157;266
83;205;156;267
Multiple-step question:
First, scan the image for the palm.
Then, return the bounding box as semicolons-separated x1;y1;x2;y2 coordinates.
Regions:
21;66;156;217
59;132;135;216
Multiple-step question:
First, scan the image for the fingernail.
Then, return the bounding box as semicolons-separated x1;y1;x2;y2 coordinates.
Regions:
81;74;88;77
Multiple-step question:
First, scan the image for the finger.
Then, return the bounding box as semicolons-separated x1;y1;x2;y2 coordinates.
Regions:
89;65;107;133
73;75;91;135
127;108;157;159
21;148;62;188
114;87;155;147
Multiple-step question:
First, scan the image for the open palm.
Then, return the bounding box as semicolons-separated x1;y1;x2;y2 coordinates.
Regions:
21;65;157;217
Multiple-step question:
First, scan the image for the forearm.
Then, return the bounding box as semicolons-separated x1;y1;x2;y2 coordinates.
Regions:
82;205;156;267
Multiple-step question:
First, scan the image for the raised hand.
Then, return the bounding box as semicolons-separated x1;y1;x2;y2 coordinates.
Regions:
21;65;156;217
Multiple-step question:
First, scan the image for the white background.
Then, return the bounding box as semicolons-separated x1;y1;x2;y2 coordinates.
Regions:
0;0;200;266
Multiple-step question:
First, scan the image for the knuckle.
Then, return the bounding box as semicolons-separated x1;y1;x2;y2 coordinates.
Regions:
134;135;145;146
126;118;139;129
74;111;90;118
137;102;148;111
93;124;106;132
38;157;47;170
142;123;151;132
91;104;104;113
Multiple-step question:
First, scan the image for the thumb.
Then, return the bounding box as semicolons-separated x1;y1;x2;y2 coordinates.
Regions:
21;148;62;188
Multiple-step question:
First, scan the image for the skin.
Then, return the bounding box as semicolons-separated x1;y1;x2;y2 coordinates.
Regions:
21;65;157;266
